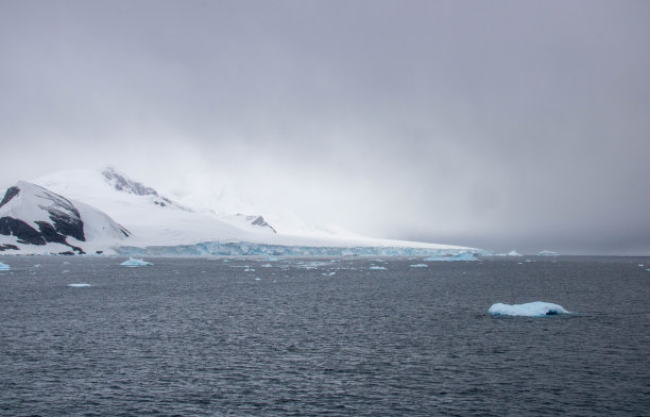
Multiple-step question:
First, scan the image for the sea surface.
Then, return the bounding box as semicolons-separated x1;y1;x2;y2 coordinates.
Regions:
0;256;648;416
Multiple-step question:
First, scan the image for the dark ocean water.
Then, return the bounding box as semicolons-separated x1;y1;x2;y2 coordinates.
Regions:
0;256;648;417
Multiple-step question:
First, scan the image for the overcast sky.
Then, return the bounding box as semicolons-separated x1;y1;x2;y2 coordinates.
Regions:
0;0;648;255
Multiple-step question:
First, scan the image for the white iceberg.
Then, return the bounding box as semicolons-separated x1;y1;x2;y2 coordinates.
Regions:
68;283;92;288
507;250;523;257
0;261;10;271
538;250;559;257
424;252;478;262
120;257;153;267
489;301;570;317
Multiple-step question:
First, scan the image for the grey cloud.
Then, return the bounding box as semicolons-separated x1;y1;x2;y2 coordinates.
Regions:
0;0;647;254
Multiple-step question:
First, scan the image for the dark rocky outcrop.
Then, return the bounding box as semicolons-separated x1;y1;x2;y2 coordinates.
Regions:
103;167;159;197
0;217;46;245
0;186;20;209
0;244;19;251
246;215;277;234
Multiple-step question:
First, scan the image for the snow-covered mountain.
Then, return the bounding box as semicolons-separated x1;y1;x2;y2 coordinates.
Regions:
0;166;481;257
0;181;129;254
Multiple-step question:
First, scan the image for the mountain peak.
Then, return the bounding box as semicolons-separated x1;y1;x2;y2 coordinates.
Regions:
102;166;159;197
0;181;130;254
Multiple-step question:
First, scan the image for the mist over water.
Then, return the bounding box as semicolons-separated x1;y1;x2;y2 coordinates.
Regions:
0;256;648;416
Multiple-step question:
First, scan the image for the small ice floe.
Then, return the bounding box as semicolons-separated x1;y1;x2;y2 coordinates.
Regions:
120;257;153;267
538;250;559;257
410;264;429;268
489;301;570;317
267;256;280;262
222;259;231;263
68;283;91;288
369;266;387;270
322;271;336;276
244;268;255;272
424;253;478;262
255;277;261;281
0;261;10;271
260;264;273;268
62;270;70;274
33;264;41;268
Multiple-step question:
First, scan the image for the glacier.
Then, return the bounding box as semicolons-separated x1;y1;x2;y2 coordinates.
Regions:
0;166;488;257
423;252;478;262
488;302;570;317
115;241;483;259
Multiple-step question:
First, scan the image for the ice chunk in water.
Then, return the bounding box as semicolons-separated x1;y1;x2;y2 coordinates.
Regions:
489;301;569;317
0;261;10;271
120;257;153;267
68;283;91;288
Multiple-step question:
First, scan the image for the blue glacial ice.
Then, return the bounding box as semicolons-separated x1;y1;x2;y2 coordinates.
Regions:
0;261;10;271
424;252;478;262
117;241;484;259
489;301;570;317
120;257;153;267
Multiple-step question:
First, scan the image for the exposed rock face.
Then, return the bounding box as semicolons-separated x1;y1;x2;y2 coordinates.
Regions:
102;166;180;209
0;181;129;254
103;166;159;197
246;215;277;234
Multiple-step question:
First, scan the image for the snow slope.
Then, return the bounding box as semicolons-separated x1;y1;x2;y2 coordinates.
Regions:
20;166;481;256
0;181;129;254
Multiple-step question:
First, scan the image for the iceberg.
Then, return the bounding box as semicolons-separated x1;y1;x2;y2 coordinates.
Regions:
0;261;10;271
489;302;570;317
507;250;523;257
68;283;92;287
120;257;153;267
424;252;478;262
538;250;559;257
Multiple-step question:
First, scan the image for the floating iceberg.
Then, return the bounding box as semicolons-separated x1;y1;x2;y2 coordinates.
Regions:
0;261;10;271
507;250;523;257
489;301;570;317
538;250;559;257
68;283;91;288
424;253;478;262
120;257;153;267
